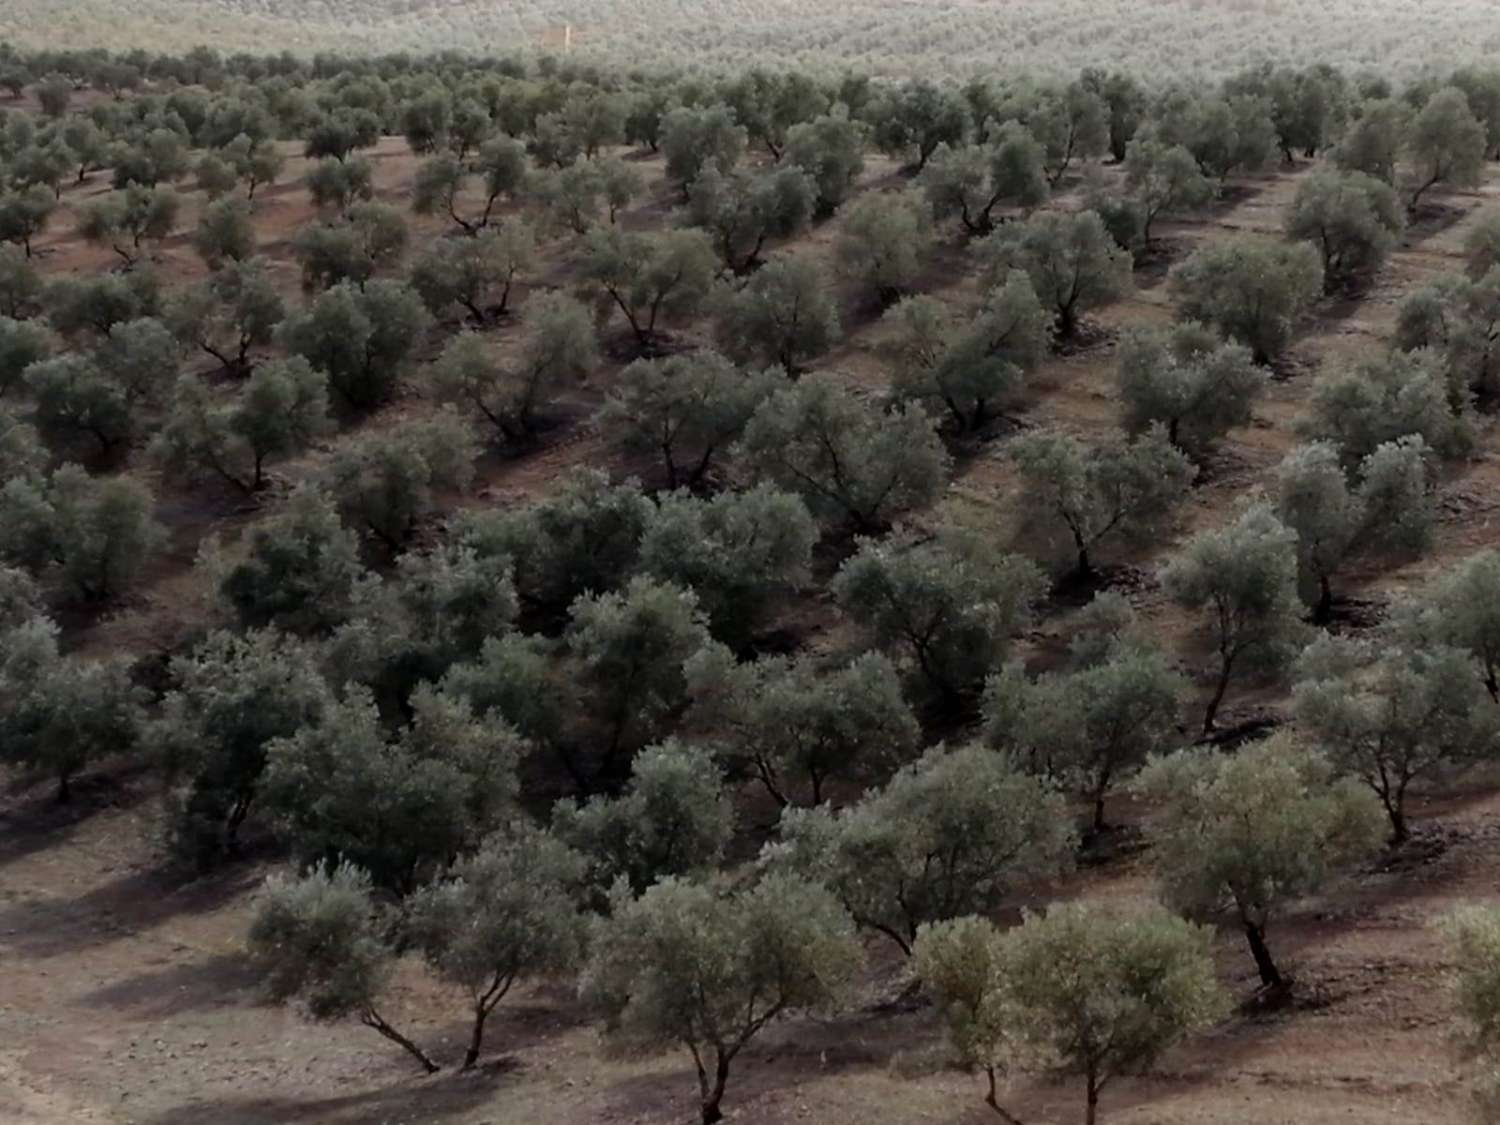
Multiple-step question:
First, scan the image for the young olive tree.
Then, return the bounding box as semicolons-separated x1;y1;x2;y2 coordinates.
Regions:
1136;734;1386;990
247;862;439;1073
1170;238;1323;365
582;874;862;1125
916;901;1227;1125
1160;503;1307;732
736;374;950;532
1010;426;1195;578
771;744;1074;955
427;292;597;444
596;351;777;490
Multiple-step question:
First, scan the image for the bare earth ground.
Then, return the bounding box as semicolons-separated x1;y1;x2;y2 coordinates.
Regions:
5;137;1500;1123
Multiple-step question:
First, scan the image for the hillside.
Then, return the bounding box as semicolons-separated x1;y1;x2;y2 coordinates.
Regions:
5;0;1500;76
5;41;1500;1125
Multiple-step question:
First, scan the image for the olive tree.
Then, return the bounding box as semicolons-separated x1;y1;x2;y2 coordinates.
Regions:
834;189;933;306
149;628;332;867
0;464;165;603
566;575;713;772
884;270;1049;431
1170;238;1323;364
290;203;409;291
579;227;717;352
1394;268;1500;402
214;485;365;633
248;862;439;1073
1010;426;1195;578
1405;87;1486;211
1298;349;1473;464
1272;438;1433;621
77;185;180;266
980;209;1131;339
988;616;1185;832
409;225;533;325
1122;130;1214;245
582;874;861;1125
712;254;839;374
1397;550;1500;699
868;80;969;172
916;902;1226;1125
833;531;1044;702
410;136;527;234
1160;503;1307;732
736;373;950;532
427;292;597;443
552;739;733;892
1286;169;1404;292
305;155;374;217
685;164;815;273
637;484;816;647
1332;97;1410;185
0;244;43;318
783;110;867;216
0;615;144;802
278;279;431;408
325;413;477;551
771;744;1074;955
454;468;652;619
1293;636;1498;843
919;124;1048;237
1135;734;1386;989
153;359;332;493
661;103;746;195
261;685;519;895
0;185;57;258
192;196;256;268
687;647;919;807
0;314;50;397
408;825;588;1070
163;256;284;375
596;351;777;490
